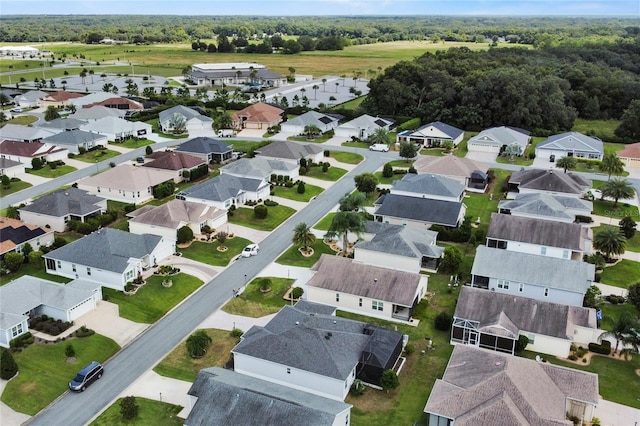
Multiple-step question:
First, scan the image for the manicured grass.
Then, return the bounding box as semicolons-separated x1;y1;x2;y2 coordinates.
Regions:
374;171;405;185
109;138;154;149
304;165;347;181
272;183;323;202
0;115;38;127
387;159;414;168
419;148;447;157
332;96;366;111
453;133;477;158
0;179;32;197
228;205;296;231
600;303;638;330
592;224;640;252
71;149;121;163
522;350;640;409
600;260;640;289
102;273;203;323
275;239;337;268
313;212;336;231
144;118;188;139
26;164;77;178
91;397;183;426
226;139;271;154
222;277;296;318
341;141;370;150
1;334;121;415
153;329;239;382
287;135;332;143
179;237;251;267
0;263;71;286
463;168;511;226
331;151;363;164
592;200;639;220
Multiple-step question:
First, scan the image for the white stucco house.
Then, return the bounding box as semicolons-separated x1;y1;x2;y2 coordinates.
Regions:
536;132;604;162
220;157;299;182
280;111;342;135
0;217;56;256
158;105;214;134
0;158;25;178
176;174;270;210
467;126;530;155
498;193;593;223
254;140;325;165
396;121;464;147
334;114;393;140
80;116;152;142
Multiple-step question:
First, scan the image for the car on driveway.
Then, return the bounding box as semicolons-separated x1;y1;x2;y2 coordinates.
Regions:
241;243;259;257
69;361;103;392
588;188;603;199
10;107;23;113
369;143;389;152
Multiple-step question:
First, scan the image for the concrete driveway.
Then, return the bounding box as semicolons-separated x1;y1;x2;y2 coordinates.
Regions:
465;151;497;163
594;398;640;426
80;301;149;347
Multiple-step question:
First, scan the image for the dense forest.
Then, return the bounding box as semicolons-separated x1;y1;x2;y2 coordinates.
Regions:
0;15;637;45
363;37;640;136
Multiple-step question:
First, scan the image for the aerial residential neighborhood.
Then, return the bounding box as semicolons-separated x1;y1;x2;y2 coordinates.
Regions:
1;7;640;426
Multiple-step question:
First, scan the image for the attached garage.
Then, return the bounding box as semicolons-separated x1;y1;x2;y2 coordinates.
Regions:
617;142;640;168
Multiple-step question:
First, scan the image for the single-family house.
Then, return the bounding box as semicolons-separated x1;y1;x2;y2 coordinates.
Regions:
158;105;214;134
0;45;39;56
18;188;107;232
470;245;594;307
80;116;152;141
71;105;126;121
0;157;25;178
0;276;102;348
185;367;352;426
38;117;86;132
187;63;287;88
77;164;177;203
83;96;144;112
44;228;175;291
306;254;427;323
141;151;208;182
396;121;464;147
334;114;394;140
175;137;233;164
0;216;55;256
232;302;404;401
390;174;465;202
424;345;599;425
467;126;531;155
536;132;604;162
486;213;592;260
42;130;108;154
508;169;591;198
452;286;598;357
498;193;593;223
413;155;489;192
280;111;342;135
0;140;69;167
0;123;59;143
254;140;325;165
14;90;48;108
220;157;298;181
177;174;270;210
616;142;640;168
127;200;227;241
354;221;443;272
38;91;84;108
69;92;118;109
231;103;284;130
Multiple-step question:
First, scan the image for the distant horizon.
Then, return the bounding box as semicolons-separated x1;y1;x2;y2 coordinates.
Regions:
2;1;639;17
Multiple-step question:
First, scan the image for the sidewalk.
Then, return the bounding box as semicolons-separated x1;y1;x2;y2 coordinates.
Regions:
0;380;30;426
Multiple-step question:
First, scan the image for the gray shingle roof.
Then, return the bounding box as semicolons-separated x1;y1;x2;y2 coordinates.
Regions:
186;367;350;426
454;286;596;340
537;132;604;155
487;213;588;251
38;117;86;131
424;345;599;426
413;155;489;178
128;200;225;229
220;157;297;179
19;187;105;217
413;121;464;139
43;228;162;273
375;194;463;227
391;174;465;198
176;136;231;155
498;193;592;220
357;221;443;259
179;174;265;202
471;246;594;293
510;169;591;194
42;129;106;147
308;254;422;306
285;111;340;128
71;105;125;120
468;126;530;149
0;123;58;141
255;140;323;160
158;105;207;123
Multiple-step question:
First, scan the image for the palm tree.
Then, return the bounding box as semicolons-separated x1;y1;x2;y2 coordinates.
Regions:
321;78;327;91
312;84;319;100
335;82;339;93
303;124;321;139
599;152;625;180
8;65;13;84
620;327;640;360
89;69;95;84
555;156;576;173
599;312;639;355
368;128;390;146
44;106;60;121
324;211;366;257
338;191;368;212
593;227;626;260
292;222;315;253
601;178;636;207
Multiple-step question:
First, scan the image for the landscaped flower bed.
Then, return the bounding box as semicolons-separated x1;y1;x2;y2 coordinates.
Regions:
28;315;73;336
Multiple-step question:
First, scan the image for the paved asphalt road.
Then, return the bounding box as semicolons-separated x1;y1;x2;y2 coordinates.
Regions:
26;149;390;426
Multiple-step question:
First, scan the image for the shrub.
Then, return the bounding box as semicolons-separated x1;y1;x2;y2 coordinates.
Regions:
408;166;417;174
605;294;626;304
324;150;330;157
575;215;593;223
291;287;304;299
145;145;153;155
434;311;452;331
264;199;279;207
1;349;19;380
177;225;194;244
568;354;578;361
186;330;212;358
76;326;95;338
588;341;611;355
350;379;366;396
124;204;137;213
230;328;243;338
297;181;306;194
4;252;24;272
404;343;415;355
322;162;329;172
515;335;529;353
120;396;139;420
254;204;268;219
65;343;75;358
380;369;399;391
299;166;307;175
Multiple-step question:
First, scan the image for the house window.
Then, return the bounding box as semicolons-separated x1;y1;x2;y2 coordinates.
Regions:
497;279;509;290
372;300;384;311
11;323;23;338
359;298;363;307
286;368;291;374
336;293;340;302
72;264;76;272
544;288;549;297
519;283;523;292
125;269;135;281
562;250;569;259
528;333;535;344
57;260;61;268
540;247;547;255
87;267;91;276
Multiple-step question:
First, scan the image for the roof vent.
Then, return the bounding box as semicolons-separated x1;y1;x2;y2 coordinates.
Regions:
295;321;299;325
327;332;332;337
495;362;502;366
333;320;337;324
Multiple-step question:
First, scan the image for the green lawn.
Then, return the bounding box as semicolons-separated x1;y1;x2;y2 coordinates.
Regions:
228;205;296;231
572;118;621;142
304;165;347;181
386;160;414;168
522;350;640;409
600;260;640;289
287;135;332;143
222;277;297;318
592;224;640;252
109;138;154;149
154;329;239;382
419;148;447;157
179;237;251;267
0;179;32;197
331;151;364;164
102;273;203;323
226;139;271;154
71;149;121;163
313;212;336;231
341;141;370;150
600;303;638;330
463;169;511;226
0;115;38;127
374;171;405;185
26;164;77;178
90;397;183;426
275;239;337;268
0;263;71;286
144;118;188;139
1;334;120;415
272;183;323;202
592;200;639;220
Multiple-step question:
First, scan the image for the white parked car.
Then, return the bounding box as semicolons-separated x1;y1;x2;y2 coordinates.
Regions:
241;243;259;257
10;107;23;113
369;143;389;152
588;188;603;199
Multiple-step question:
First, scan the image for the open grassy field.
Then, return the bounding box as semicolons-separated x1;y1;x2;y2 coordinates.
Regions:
572;118;621;142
